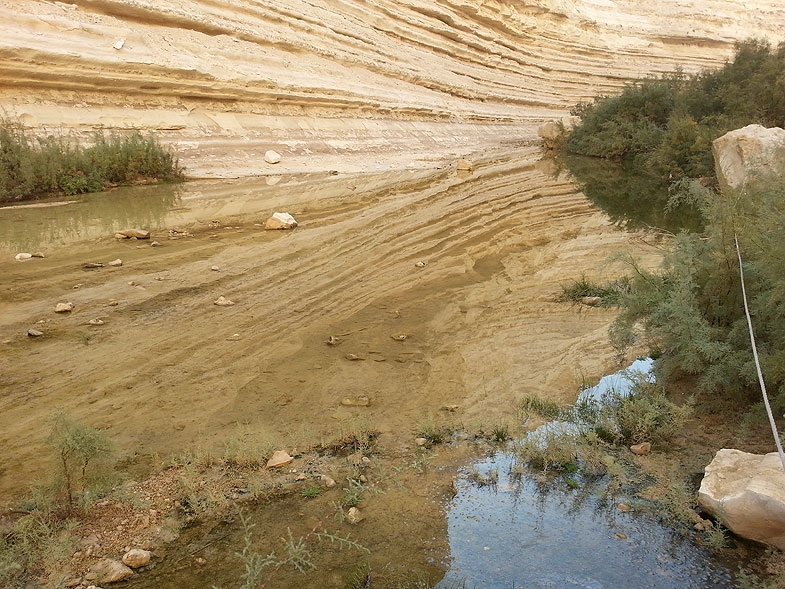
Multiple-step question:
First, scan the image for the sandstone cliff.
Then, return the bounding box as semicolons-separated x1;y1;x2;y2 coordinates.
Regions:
1;1;783;177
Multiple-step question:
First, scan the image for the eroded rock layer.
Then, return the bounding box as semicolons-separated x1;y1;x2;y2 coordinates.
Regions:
1;0;784;175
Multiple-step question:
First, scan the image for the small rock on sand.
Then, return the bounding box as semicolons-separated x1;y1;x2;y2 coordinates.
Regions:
581;296;602;306
108;259;123;267
415;437;427;447
341;396;370;407
150;241;161;247
214;296;235;306
121;548;151;568
457;159;474;171
320;474;336;488
107;299;119;306
115;229;150;239
210;265;221;272
14;253;33;261
264;150;282;164
27;329;43;337
55;302;74;313
92;558;134;583
82;262;104;269
414;261;427;268
264;212;297;230
31;252;45;258
267;450;293;468
88;319;105;326
347;507;364;524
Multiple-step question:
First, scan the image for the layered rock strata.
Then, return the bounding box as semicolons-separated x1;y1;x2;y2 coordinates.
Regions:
1;0;783;176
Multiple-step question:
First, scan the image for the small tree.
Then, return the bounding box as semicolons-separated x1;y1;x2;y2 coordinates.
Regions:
47;413;113;509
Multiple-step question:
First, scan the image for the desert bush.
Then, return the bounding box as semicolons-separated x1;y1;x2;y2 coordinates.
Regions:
0;119;183;202
558;276;631;307
566;40;785;182
47;412;115;509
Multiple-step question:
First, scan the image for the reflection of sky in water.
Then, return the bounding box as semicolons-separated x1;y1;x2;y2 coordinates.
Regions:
579;357;655;404
438;452;734;588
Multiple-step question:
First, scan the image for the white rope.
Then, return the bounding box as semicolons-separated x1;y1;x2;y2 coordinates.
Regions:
735;234;785;470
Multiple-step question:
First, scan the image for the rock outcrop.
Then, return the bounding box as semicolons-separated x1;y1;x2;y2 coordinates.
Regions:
713;125;785;191
698;449;785;550
2;1;783;177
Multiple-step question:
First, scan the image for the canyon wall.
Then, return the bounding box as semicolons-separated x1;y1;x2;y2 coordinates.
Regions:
1;0;783;177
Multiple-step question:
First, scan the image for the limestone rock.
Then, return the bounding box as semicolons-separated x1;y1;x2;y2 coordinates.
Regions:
31;252;45;258
264;212;297;230
83;262;104;268
213;296;235;306
320;474;336;488
14;252;32;261
88;319;105;326
713;125;785;192
121;548;151;568
347;507;364;524
115;229;150;239
581;296;602;307
456;158;473;171
92;558;134;583
108;259;123;267
630;442;651;455
267;450;293;468
264;150;282;164
150;241;161;247
55;302;74;313
415;437;427;447
698;449;785;550
27;328;43;337
538;121;563;149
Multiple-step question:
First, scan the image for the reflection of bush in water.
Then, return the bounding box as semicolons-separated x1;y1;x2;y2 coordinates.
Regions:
563;154;702;233
0;183;182;251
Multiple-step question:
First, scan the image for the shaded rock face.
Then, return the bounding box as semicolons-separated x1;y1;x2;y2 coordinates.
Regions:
712;125;785;192
3;1;784;178
698;449;785;550
92;558;135;583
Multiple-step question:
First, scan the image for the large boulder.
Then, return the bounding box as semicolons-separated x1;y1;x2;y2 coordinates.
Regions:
698;449;785;550
712;124;785;192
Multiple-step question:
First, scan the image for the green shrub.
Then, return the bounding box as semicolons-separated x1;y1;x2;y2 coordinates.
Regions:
558;276;631;307
0;120;184;202
566;40;785;182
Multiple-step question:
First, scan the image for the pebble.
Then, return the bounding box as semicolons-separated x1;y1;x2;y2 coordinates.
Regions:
108;259;123;267
88;319;105;326
320;475;336;488
617;503;631;511
391;334;408;341
214;296;235;306
415;437;427;447
210;265;221;272
614;532;628;540
55;302;74;313
344;354;363;361
27;329;44;337
347;507;364;524
150;241;161;247
82;262;104;269
414;261;427;268
107;299;119;306
14;252;32;261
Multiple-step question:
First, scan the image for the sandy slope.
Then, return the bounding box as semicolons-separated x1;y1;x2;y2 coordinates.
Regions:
0;149;660;500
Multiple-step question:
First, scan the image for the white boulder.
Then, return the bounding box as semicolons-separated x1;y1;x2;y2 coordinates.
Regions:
264;150;282;164
698;449;785;550
264;212;297;230
712;124;785;192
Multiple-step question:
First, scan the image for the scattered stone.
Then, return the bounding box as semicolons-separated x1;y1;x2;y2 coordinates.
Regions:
698;449;785;550
82;262;104;269
341;396;370;407
73;284;82;289
358;474;367;483
150;241;161;247
84;572;98;581
264;212;298;230
115;229;150;239
195;557;207;565
344;354;363;361
441;405;460;412
264;150;282;164
64;578;82;588
581;296;602;307
31;252;45;258
14;252;32;261
538;121;564;149
414;260;427;268
214;296;235;306
630;442;652;456
415;437;427;447
55;302;74;313
168;228;191;239
121;548;151;568
108;259;123;267
27;329;43;337
107;299;119;306
456;158;474;171
210;265;221;272
113;38;125;50
320;475;336;488
267;450;294;469
325;335;341;346
391;334;408;341
296;473;307;481
92;558;134;583
226;333;242;341
361;456;371;465
713;124;785;192
88;319;105;326
617;503;631;512
346;507;364;524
